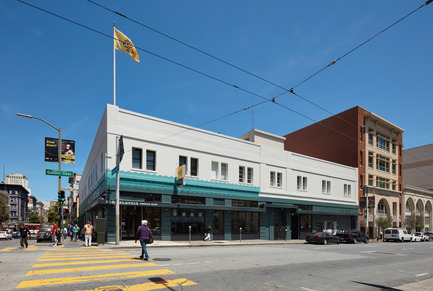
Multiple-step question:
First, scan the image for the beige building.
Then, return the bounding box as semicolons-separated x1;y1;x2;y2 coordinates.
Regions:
6;173;30;195
402;185;433;232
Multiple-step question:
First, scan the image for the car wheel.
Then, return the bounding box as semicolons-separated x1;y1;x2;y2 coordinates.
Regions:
323;239;328;245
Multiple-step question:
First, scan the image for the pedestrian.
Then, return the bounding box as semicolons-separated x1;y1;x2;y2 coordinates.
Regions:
204;225;212;241
83;221;94;247
68;224;74;241
51;222;58;247
73;224;80;242
135;220;152;261
18;223;31;248
63;226;67;240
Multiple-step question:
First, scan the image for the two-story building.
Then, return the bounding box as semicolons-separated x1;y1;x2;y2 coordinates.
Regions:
79;104;359;242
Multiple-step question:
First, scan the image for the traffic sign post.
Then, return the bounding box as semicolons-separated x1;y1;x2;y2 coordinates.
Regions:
45;169;74;177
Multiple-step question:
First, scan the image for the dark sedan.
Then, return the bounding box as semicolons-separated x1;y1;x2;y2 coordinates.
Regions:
306;232;340;245
36;228;52;242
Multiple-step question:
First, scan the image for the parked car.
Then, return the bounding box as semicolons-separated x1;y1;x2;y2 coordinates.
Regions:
425;232;433;240
383;228;411;242
306;232;340;245
414;232;430;242
0;231;12;240
410;233;422;242
36;228;52;242
11;232;21;239
336;229;369;244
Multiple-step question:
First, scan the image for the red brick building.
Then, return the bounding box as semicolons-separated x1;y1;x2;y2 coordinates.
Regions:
284;106;404;237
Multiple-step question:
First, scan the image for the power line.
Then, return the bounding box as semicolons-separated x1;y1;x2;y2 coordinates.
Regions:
15;0;420;148
88;0;432;114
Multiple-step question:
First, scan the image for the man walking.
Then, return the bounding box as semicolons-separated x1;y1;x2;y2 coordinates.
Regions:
135;220;152;261
18;223;31;248
83;221;94;247
51;222;58;247
73;224;80;242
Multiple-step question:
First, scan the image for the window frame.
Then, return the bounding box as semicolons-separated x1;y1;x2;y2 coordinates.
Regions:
132;148;142;169
146;150;156;171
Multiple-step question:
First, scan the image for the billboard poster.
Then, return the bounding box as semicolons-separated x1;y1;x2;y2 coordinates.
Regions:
45;137;75;164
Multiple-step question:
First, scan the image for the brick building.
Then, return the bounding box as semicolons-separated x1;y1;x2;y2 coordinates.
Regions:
284;106;404;237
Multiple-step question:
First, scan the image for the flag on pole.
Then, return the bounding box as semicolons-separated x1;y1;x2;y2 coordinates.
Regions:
114;28;140;63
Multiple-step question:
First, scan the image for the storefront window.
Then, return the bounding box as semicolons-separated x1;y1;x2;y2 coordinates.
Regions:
231;211;259;239
171;209;205;240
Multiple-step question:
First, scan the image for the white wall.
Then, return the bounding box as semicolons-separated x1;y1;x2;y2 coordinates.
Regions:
80;104;358;207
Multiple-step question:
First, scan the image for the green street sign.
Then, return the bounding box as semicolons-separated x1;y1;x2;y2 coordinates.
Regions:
45;169;74;177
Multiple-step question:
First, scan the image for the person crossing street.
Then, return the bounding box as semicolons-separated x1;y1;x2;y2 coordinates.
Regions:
18;223;31;248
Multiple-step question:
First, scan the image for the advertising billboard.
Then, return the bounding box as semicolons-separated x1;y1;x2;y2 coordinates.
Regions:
45;137;75;164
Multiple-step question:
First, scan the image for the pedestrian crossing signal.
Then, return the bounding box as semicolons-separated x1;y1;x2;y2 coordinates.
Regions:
62;208;69;214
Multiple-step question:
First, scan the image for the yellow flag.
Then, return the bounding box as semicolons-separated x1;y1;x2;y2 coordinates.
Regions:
114;28;140;63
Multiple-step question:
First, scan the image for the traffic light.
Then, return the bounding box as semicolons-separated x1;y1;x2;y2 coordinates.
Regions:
62;208;69;214
58;191;65;203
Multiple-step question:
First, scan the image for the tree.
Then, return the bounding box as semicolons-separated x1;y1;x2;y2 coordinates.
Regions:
47;202;60;223
406;214;425;232
376;216;393;235
28;212;40;224
0;199;9;224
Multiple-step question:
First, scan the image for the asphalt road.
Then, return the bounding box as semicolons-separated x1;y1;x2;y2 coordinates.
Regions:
1;238;432;290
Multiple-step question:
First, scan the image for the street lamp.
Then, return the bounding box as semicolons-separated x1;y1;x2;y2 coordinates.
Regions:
17;113;62;193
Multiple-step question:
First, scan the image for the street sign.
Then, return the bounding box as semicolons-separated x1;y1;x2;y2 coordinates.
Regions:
45;169;74;177
112;165;120;175
61;187;74;192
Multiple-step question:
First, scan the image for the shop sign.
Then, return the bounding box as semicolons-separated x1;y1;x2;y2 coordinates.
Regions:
105;200;159;207
359;197;366;209
368;196;375;209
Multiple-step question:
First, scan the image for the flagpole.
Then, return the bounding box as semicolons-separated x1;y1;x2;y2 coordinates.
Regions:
113;22;116;106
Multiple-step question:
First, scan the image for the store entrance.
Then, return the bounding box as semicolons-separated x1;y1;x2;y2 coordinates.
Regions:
121;206;161;240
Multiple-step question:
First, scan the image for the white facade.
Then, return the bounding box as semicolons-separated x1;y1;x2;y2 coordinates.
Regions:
81;105;358;209
6;173;30;195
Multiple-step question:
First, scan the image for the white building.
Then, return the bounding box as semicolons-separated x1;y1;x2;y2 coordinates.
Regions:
80;104;358;242
6;173;31;195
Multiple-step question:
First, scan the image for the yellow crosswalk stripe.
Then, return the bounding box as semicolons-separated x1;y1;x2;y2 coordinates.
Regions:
0;247;16;252
38;255;133;261
26;262;157;275
77;278;198;291
16;269;175;288
81;246;98;248
33;258;141;268
41;253;130;258
25;246;39;251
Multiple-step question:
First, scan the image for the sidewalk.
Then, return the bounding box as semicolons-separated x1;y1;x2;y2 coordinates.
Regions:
98;237;383;249
101;239;308;249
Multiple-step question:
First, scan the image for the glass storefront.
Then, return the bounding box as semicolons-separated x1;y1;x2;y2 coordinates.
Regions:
231;211;260;239
121;206;161;240
171;209;205;240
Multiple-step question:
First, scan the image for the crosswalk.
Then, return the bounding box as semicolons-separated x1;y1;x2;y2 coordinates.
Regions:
16;248;197;290
0;246;39;252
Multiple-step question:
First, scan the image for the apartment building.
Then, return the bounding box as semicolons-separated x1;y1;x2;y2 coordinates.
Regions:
284;106;404;238
79;104;359;242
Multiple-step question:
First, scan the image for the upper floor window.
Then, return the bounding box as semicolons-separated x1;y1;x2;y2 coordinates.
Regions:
376;176;389;189
190;158;198;176
297;176;307;191
239;166;245;183
146;150;156;171
344;184;351;196
247;167;253;184
368;133;373;145
322;180;331;194
270;171;283;187
179;156;187;168
376;155;390;173
132;148;142;169
376;134;389;151
211;162;227;181
368;152;374;168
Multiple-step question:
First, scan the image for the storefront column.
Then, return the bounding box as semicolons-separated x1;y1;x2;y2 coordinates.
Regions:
224;211;231;240
106;207;116;242
161;208;171;241
286;210;292;240
260;211;269;240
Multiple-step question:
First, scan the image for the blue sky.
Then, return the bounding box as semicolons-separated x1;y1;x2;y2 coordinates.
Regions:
1;0;432;202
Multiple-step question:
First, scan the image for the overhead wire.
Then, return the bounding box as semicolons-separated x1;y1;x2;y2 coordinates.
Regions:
88;0;432;120
16;0;427;147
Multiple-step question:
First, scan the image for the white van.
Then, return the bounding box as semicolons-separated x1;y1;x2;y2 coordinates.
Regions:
384;228;411;242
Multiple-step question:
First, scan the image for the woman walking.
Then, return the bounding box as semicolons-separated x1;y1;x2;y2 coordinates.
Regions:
135;220;152;261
